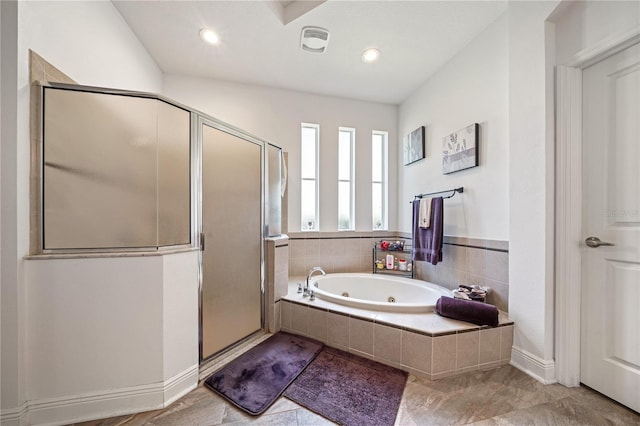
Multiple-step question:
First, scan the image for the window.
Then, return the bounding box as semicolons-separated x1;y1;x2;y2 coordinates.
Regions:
338;127;355;230
372;131;388;230
301;123;319;230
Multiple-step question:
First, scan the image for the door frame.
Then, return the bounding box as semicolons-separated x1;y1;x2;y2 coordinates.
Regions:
555;26;640;386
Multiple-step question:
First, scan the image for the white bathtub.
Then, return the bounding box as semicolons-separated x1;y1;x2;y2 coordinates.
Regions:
310;273;451;313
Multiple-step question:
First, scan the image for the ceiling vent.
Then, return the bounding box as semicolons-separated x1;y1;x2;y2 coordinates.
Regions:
300;26;330;53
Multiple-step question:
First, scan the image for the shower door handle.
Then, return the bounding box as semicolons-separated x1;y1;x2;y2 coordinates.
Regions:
200;232;206;251
585;236;615;248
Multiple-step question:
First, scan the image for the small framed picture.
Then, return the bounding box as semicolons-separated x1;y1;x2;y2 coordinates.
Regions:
443;123;478;174
403;126;425;165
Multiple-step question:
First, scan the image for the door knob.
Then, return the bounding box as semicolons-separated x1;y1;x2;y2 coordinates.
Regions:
585;236;615;248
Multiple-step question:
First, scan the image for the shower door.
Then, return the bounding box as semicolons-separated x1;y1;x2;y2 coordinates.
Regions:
201;123;263;360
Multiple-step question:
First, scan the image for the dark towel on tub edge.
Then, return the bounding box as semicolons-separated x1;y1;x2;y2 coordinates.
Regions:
435;296;499;327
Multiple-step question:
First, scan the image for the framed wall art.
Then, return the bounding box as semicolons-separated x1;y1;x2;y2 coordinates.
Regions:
442;123;478;174
403;126;425;165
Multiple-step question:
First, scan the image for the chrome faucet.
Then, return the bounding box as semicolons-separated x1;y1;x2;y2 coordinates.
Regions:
305;266;326;296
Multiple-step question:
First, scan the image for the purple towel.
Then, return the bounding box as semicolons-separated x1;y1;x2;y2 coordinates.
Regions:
412;197;443;265
435;296;499;327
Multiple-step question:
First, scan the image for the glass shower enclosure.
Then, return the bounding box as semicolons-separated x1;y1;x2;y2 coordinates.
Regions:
38;82;281;364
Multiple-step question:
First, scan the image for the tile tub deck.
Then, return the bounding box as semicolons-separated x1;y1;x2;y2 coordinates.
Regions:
279;280;514;380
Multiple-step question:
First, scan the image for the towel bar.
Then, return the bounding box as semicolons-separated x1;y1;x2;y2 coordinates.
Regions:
410;187;463;203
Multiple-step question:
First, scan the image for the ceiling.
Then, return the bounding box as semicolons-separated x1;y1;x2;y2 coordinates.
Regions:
112;1;507;105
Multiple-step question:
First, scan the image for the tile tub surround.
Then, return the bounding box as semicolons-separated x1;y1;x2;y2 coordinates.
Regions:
281;281;514;381
288;232;510;313
287;231;405;277
265;236;290;333
414;236;510;313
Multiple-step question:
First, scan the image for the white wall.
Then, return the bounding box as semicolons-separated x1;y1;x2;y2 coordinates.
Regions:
508;0;560;384
18;1;162;92
163;76;399;232
24;252;199;425
1;1;23;421
548;0;639;386
25;258;165;399
397;12;509;240
507;0;639;386
2;1;170;424
552;0;640;65
162;252;200;382
25;253;198;401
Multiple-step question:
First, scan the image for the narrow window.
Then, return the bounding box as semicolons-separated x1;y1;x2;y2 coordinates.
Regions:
338;127;355;231
301;123;319;230
372;131;388;230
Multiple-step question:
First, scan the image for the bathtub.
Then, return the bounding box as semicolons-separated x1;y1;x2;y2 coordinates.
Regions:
310;273;451;313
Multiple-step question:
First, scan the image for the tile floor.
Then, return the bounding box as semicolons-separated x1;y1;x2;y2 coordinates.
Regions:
75;365;639;425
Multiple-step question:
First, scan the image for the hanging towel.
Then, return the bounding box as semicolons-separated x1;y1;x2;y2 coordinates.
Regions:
418;198;432;228
412;197;443;265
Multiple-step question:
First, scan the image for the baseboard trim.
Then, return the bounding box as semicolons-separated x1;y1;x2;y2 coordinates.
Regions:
510;346;557;384
0;402;28;426
162;364;199;407
25;364;198;426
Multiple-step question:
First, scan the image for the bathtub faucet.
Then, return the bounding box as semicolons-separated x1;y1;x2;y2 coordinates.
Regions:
305;266;326;296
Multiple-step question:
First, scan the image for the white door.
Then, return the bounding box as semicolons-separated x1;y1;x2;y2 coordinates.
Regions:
581;42;640;412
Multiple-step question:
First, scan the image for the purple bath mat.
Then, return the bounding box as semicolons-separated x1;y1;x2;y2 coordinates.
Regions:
204;332;323;415
284;346;408;426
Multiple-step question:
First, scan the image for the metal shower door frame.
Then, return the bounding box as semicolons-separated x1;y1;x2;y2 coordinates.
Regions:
195;114;268;363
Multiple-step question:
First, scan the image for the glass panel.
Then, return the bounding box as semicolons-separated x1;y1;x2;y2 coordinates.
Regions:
43;88;191;250
339;130;352;180
43;88;157;249
157;100;190;246
201;124;262;358
372;131;387;230
372;182;383;230
301;123;318;230
338;181;351;230
372;133;382;182
301;179;317;230
301;126;316;179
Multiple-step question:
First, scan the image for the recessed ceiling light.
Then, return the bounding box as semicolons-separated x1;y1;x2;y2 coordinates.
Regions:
199;28;220;45
362;48;381;63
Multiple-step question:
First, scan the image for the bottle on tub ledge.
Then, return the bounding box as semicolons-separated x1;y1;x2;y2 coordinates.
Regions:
386;254;394;269
398;259;407;271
